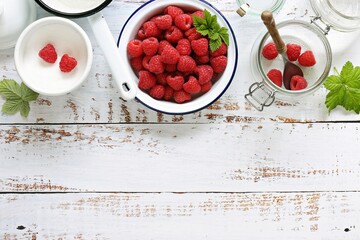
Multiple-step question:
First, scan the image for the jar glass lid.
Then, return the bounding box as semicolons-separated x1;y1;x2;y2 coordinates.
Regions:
0;0;37;50
236;0;285;17
310;0;360;32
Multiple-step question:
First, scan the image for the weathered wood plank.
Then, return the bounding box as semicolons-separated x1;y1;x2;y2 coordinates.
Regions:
1;192;359;239
1;123;359;192
1;0;360;124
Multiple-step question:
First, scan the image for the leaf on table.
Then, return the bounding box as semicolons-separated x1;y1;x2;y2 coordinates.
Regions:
21;82;39;102
0;79;22;100
324;61;360;113
0;79;39;117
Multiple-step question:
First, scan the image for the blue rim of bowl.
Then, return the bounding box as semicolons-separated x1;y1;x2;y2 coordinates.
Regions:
117;0;238;115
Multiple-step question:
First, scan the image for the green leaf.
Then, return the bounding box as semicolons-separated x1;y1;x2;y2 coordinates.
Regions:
324;61;360;113
209;32;219;40
204;9;212;27
340;61;354;80
21;82;39;102
219;27;230;46
196;29;209;36
323;75;342;91
19;101;30;117
2;99;23;115
192;15;206;28
193;8;230;52
0;80;22;100
212;22;221;32
0;79;39;117
210;37;222;52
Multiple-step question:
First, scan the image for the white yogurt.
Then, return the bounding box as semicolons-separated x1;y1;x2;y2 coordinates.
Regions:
41;0;105;14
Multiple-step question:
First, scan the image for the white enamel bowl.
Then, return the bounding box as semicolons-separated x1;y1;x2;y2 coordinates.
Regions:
118;0;238;115
14;17;93;96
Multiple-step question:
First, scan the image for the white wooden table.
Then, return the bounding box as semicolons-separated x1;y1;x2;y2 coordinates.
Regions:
1;0;360;239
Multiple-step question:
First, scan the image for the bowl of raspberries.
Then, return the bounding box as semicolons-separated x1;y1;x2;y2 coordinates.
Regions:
118;0;238;115
245;20;332;111
14;17;93;96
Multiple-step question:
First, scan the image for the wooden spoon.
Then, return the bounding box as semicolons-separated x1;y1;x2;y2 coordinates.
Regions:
261;11;303;90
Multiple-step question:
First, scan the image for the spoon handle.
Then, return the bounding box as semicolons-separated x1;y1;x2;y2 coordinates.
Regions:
261;11;286;54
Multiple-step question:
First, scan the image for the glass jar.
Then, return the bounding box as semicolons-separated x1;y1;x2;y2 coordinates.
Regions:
236;0;285;17
244;0;360;111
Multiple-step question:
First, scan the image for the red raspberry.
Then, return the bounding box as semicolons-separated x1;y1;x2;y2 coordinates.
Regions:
130;56;144;71
158;40;172;55
127;39;143;58
164;6;184;20
210;56;227;73
59;54;77;73
262;42;278;60
174;14;192;31
298;50;316;67
165;64;177;72
139;21;161;38
164;86;174;101
137;30;146;40
149;85;165;99
266;69;282;87
290;75;308;90
196;65;214;85
185;28;202;41
286;43;301;61
200;81;212;93
160;45;180;65
165;26;184;44
142;37;159;56
138;70;156;90
174;90;191;103
177;55;196;73
176;39;192;56
195;54;209;64
156;73;168;85
142;55;152;70
152;14;173;30
38;44;57;63
191;38;209;56
210;42;227;57
192;10;204;18
166;72;184;91
148;55;165;74
183;76;201;94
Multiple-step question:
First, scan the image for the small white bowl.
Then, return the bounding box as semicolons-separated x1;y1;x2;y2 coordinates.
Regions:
117;0;238;115
14;17;93;96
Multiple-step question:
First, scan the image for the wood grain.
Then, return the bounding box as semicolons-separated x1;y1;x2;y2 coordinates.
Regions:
1;0;360;239
1;192;359;239
1;123;359;192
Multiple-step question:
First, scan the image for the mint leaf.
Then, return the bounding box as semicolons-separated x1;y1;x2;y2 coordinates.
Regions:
0;79;39;117
204;9;212;27
324;61;360;113
219;27;230;46
210;37;222;52
197;29;209;36
193;9;230;52
192;15;206;28
210;32;219;40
